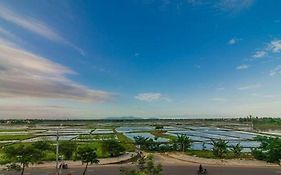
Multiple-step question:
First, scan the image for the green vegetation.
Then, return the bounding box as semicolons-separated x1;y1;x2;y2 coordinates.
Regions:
150;130;176;140
186;150;252;159
76;145;99;175
116;133;135;152
0;135;32;141
172;134;192;152
78;134;116;140
252;118;281;131
1;144;43;175
211;139;228;158
101;140;125;157
252;136;281;163
230;143;243;158
60;141;77;160
120;154;162;175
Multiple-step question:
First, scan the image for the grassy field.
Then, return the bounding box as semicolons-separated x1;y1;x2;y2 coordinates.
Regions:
0;134;32;141
150;130;176;140
253;119;281;131
78;134;116;140
116;133;135;152
186;150;254;160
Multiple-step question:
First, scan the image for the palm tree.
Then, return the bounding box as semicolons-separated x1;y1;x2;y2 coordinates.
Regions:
211;139;228;158
173;134;192;152
77;146;99;175
134;136;149;150
231;143;243;158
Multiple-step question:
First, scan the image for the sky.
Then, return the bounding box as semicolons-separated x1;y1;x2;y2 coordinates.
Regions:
0;0;281;119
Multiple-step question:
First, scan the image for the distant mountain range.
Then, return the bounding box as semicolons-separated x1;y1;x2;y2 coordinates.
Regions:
104;116;144;120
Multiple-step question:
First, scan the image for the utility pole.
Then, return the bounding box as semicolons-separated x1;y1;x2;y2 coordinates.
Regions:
56;127;60;175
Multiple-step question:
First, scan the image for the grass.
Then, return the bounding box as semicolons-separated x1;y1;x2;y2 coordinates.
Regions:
150;130;176;140
116;133;135;152
186;150;254;160
253;118;281;131
0;135;32;141
78;134;116;140
0;129;27;132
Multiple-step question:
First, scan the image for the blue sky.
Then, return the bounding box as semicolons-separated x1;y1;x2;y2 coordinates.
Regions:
0;0;281;119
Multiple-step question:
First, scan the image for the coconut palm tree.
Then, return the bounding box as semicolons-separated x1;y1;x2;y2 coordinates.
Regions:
173;134;192;152
211;139;228;158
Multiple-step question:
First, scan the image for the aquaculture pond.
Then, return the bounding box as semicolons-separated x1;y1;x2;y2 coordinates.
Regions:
23;135;77;142
92;129;114;134
166;127;261;152
123;132;169;142
116;126;154;133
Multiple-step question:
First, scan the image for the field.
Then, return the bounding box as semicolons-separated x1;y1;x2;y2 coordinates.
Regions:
0;119;280;161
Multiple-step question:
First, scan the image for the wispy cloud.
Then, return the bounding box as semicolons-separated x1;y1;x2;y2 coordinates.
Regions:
0;4;85;56
267;39;281;53
251;93;275;98
0;41;111;102
236;64;249;70
216;0;254;11
270;65;281;76
228;38;238;45
238;83;261;90
135;93;170;102
252;50;267;58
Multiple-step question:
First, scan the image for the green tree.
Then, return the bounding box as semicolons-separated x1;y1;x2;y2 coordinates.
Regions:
101;139;125;157
231;143;243;158
77;146;99;175
32;141;52;151
173;134;192;152
134;136;149;150
120;154;162;175
252;136;281;163
211;139;228;158
3;144;42;175
60;141;77;160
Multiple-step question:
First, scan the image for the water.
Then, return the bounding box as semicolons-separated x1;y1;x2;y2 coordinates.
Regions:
123;132;169;142
23;135;77;142
92;129;114;134
116;126;154;133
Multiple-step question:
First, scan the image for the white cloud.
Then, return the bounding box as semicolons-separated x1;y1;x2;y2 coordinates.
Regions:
238;83;261;90
228;38;237;45
135;93;169;102
252;50;267;58
0;42;111;102
0;4;85;56
270;65;281;76
217;0;254;11
236;64;249;70
267;40;281;53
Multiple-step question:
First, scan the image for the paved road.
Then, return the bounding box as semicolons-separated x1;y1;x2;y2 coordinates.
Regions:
0;164;280;175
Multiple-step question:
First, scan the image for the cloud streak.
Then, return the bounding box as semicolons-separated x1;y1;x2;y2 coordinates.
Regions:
270;65;281;77
236;64;249;70
0;4;85;56
238;83;261;90
135;93;170;102
0;42;111;102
